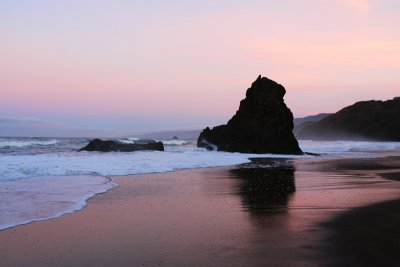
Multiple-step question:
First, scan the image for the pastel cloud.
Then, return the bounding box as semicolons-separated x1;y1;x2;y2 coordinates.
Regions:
345;0;371;13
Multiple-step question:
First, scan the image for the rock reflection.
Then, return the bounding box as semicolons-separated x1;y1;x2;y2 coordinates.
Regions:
230;158;296;218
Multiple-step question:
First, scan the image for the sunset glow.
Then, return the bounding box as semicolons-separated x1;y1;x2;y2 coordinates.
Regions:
1;0;399;131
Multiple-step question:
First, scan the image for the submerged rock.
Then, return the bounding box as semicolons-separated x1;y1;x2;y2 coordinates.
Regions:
197;75;303;155
78;138;164;152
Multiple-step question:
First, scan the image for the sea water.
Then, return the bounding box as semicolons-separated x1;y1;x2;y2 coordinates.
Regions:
0;137;400;231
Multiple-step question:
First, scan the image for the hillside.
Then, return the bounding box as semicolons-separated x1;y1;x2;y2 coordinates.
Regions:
297;98;400;141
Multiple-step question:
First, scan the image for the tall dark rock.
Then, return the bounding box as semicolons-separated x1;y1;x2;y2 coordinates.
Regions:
197;75;303;155
297;97;400;141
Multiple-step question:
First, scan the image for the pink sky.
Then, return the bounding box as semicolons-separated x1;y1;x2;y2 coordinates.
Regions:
1;0;399;131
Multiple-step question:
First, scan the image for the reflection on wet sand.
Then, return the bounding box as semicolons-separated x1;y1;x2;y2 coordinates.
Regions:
323;198;400;267
229;157;400;266
230;158;295;217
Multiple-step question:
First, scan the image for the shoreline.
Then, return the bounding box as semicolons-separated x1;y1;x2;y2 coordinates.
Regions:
0;175;117;232
0;158;399;266
0;182;118;232
320;169;400;266
0;165;244;232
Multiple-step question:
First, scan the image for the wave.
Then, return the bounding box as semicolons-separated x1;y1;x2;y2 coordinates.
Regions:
1;140;399;232
162;139;188;145
117;137;139;144
0;175;116;231
2;141;399;181
0;149;304;181
117;138;188;146
299;140;400;155
0;148;301;231
0;139;60;148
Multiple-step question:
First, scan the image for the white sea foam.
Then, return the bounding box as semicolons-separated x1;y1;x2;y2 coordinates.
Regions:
161;139;187;145
1;140;399;232
1;141;399;181
118;137;139;144
0;148;301;231
0;139;59;148
299;140;400;155
117;138;187;146
0;149;301;182
0;175;116;231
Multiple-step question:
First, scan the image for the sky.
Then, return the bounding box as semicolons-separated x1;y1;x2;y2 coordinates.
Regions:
1;0;399;133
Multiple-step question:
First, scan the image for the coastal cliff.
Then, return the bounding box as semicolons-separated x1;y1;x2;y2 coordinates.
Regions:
297;97;400;141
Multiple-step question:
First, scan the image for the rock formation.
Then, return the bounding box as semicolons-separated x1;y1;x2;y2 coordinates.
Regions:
197;75;303;154
78;138;164;152
297;97;400;141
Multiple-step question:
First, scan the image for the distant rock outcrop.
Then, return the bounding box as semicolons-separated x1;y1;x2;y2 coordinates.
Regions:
78;138;164;152
293;113;331;136
297;97;400;141
197;75;303;155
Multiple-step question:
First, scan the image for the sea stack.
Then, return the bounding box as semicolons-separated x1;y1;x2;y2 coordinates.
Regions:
197;75;303;155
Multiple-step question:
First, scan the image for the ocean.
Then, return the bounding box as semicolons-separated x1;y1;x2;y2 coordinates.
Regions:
1;136;400;231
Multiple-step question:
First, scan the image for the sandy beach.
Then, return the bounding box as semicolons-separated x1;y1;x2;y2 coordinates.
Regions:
0;157;399;266
2;1;400;266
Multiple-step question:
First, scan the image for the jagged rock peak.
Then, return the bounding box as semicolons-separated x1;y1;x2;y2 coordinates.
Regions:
197;76;303;155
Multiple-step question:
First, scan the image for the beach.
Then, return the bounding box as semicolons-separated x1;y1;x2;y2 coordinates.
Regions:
2;1;400;266
0;157;399;266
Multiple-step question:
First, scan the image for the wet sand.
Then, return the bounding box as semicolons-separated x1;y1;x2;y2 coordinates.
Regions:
324;199;400;267
0;157;399;266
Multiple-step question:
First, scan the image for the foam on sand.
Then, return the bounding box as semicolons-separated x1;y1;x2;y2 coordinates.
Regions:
0;175;116;231
0;149;296;231
1;140;399;232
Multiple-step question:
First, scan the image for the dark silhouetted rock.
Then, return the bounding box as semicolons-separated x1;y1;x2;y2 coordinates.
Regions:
297;97;400;141
197;75;303;155
78;138;164;152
